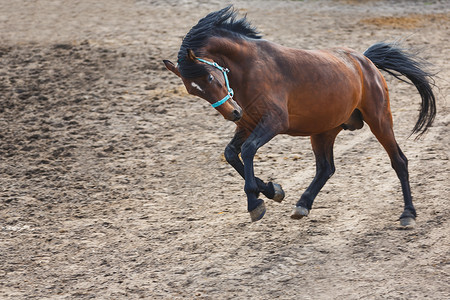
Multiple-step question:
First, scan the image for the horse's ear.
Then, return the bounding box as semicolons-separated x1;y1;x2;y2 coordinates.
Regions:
187;49;197;61
163;60;181;77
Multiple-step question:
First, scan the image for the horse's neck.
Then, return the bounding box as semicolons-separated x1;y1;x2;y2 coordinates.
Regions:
205;37;255;85
207;37;253;64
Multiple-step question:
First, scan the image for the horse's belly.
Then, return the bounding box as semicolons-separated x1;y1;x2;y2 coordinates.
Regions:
285;113;344;136
285;94;358;135
285;80;361;135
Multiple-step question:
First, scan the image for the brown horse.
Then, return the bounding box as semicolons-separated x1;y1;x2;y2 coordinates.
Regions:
163;6;436;226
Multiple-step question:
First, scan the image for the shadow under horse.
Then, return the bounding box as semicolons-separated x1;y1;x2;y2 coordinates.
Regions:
163;6;436;227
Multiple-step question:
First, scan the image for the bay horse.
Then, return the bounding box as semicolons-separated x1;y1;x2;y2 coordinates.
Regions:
163;6;436;226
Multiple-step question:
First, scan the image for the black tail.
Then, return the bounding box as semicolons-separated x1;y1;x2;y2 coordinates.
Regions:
364;42;437;137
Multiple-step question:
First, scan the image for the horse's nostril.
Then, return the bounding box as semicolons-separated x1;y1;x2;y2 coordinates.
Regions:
232;109;242;121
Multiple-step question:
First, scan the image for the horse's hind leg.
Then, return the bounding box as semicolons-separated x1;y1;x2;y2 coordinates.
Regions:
292;127;342;219
362;108;416;227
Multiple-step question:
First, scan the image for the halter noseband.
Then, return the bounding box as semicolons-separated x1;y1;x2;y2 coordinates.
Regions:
196;58;234;108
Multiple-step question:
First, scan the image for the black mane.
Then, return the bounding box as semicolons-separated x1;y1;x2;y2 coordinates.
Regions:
177;5;261;78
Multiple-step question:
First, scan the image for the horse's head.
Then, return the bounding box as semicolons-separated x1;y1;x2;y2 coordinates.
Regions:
163;50;243;122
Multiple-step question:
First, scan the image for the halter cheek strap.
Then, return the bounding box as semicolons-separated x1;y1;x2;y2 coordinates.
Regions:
196;58;234;108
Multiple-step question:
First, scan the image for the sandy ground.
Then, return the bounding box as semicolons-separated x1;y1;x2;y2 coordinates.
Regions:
1;0;449;299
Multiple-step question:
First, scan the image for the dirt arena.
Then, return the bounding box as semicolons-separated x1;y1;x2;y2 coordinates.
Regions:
1;0;449;299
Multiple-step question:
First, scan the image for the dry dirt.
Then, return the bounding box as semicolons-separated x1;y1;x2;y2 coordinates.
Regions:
1;0;449;299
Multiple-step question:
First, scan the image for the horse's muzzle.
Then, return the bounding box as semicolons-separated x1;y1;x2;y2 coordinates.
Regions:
231;108;243;122
218;99;242;122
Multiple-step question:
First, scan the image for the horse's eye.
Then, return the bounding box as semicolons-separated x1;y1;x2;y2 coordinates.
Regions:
208;74;214;83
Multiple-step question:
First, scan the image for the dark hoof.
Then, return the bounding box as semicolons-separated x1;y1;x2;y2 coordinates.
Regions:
399;210;416;227
271;183;285;203
400;217;416;227
291;206;309;219
249;200;266;222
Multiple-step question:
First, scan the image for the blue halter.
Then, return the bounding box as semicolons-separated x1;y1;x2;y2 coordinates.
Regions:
196;58;234;108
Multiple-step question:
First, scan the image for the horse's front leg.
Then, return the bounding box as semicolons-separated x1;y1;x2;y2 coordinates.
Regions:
240;118;284;221
292;128;341;219
224;127;285;202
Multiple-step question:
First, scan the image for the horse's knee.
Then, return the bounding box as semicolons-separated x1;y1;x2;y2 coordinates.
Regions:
224;144;238;164
241;140;257;162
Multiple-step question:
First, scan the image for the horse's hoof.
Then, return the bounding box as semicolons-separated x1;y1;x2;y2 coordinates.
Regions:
400;217;416;227
249;200;266;222
291;206;309;219
272;183;285;203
